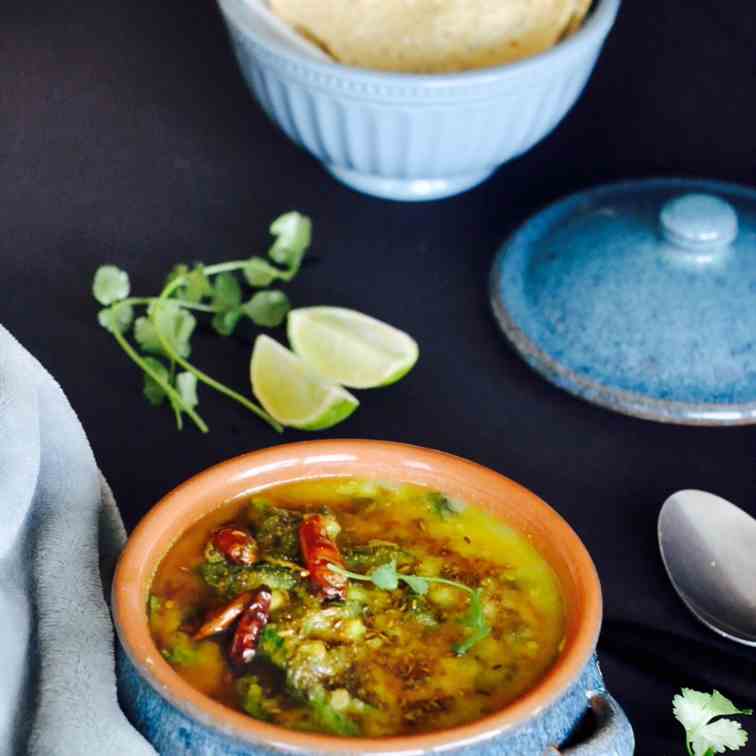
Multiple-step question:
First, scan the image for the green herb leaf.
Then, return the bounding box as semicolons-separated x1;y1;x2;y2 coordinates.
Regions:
244;257;283;287
453;589;491;656
149;301;197;358
142;356;170;406
97;302;134;334
176;371;198;410
268;212;311;271
183;266;213;303
134;316;162;353
242;290;291;328
211;307;243;336
401;574;429;595
209;272;244;335
104;311;209;433
93;265;130;305
165;263;212;302
143;359;196;429
212;272;243;311
165;263;190;289
674;689;752;756
370;560;399;591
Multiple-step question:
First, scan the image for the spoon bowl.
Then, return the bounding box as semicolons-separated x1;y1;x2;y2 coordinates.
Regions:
658;489;756;646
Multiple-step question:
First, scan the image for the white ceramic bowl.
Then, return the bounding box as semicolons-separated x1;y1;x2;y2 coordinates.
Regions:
217;0;620;201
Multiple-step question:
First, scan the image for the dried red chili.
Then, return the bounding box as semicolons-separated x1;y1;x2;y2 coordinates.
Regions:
229;586;273;666
213;527;258;566
193;591;254;641
299;515;348;601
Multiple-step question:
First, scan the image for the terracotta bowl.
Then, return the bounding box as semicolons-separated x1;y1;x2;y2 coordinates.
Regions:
113;440;634;754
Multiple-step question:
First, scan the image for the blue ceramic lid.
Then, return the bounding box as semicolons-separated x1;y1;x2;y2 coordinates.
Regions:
490;178;756;425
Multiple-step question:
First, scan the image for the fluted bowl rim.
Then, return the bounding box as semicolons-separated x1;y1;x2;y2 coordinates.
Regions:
218;0;621;95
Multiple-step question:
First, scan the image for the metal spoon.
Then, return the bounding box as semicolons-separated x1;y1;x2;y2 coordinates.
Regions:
658;490;756;646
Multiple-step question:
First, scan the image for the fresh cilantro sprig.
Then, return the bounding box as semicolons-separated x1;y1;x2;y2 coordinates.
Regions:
328;560;491;655
674;689;752;756
93;212;311;433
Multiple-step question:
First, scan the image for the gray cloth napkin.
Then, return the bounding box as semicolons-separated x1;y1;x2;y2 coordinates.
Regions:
0;326;155;756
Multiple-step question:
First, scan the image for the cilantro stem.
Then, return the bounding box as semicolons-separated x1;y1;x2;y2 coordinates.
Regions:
328;565;377;583
203;261;249;276
328;564;473;595
93;212;312;435
203;260;295;282
170;301;218;313
421;576;474;595
121;297;218;314
153;278;284;433
111;325;208;433
169;360;183;429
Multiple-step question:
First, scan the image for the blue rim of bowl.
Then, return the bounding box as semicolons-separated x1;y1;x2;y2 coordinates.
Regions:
489;177;756;427
219;0;621;88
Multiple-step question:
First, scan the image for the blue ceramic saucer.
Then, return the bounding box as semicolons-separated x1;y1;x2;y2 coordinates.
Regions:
491;178;756;425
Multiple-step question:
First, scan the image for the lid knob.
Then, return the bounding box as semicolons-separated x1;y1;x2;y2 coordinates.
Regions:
660;193;739;251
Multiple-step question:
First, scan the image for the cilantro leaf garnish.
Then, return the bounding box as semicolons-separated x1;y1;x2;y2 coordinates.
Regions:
133;316;163;353
244;258;282;287
181;266;213;303
211;308;243;337
369;560;400;591
176;372;198;411
142;357;171;406
243;290;291;328
211;272;242;312
674;689;752;756
328;561;491;655
93;265;130;305
150;301;196;358
98;302;134;334
142;359;200;428
400;574;429;595
268;212;311;273
92;212;313;433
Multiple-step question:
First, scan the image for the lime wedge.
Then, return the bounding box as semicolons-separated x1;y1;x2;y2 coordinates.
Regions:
250;335;358;430
287;307;418;389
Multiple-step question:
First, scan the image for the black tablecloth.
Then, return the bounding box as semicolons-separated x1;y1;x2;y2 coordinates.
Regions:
4;1;756;753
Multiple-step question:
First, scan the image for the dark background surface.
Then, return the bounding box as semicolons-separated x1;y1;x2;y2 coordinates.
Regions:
3;1;756;753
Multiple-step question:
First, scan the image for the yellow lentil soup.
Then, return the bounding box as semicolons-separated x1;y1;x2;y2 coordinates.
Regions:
149;479;565;737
